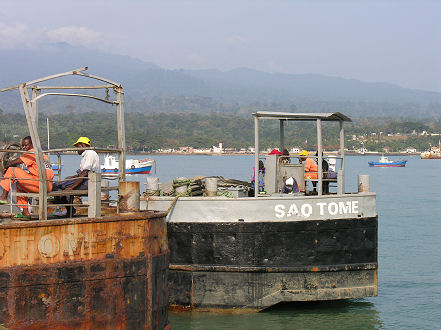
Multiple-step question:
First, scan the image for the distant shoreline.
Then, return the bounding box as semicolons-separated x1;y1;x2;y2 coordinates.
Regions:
129;151;421;156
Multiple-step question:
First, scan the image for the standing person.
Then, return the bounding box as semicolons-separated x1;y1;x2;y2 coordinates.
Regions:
298;149;318;193
52;136;99;216
0;136;54;219
251;160;266;194
298;150;318;180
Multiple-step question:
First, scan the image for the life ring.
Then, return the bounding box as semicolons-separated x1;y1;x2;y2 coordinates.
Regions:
114;168;118;172
131;165;136;170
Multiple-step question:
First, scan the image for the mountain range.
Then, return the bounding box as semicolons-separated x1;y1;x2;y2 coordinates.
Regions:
0;43;440;118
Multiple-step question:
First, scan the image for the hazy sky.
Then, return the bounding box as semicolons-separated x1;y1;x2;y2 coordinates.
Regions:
1;0;440;92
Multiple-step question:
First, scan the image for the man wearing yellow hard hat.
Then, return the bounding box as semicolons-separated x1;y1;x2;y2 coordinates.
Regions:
52;137;99;216
68;137;100;190
298;149;318;180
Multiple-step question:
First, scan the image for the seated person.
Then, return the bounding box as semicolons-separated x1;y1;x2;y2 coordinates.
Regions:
281;177;300;194
52;137;99;216
0;136;54;219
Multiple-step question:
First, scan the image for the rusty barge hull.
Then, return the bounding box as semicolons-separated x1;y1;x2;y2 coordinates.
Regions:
144;194;378;311
0;212;169;329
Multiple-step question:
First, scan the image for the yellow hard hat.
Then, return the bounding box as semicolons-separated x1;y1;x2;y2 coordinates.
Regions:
299;150;309;156
73;136;91;146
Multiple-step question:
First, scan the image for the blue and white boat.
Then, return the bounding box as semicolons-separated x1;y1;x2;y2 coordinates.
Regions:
101;154;155;175
51;163;63;172
368;155;407;167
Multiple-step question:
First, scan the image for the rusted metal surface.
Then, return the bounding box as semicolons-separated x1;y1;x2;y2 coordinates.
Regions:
0;211;169;329
120;181;141;212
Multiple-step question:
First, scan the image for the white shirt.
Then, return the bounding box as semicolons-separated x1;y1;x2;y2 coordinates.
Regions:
80;149;100;172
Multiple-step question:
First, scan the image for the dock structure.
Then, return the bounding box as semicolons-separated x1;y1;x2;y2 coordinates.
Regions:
0;69;169;329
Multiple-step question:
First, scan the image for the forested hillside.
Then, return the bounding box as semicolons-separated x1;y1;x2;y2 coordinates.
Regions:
1;111;440;152
1;45;441;118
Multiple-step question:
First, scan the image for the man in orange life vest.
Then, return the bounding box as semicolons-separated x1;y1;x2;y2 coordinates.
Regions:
0;136;54;218
298;149;318;180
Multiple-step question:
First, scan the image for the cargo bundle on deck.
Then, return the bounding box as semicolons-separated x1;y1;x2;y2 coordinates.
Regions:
0;69;169;329
143;112;378;311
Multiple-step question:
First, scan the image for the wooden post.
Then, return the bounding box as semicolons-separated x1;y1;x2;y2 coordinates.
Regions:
279;120;284;153
339;120;345;194
31;88;41;128
116;87;126;182
119;181;140;212
358;174;370;193
20;85;47;220
254;116;259;197
337;169;344;195
88;172;101;217
317;119;323;196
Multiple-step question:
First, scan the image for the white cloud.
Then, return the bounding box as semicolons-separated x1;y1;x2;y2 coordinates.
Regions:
47;26;118;52
0;23;120;52
0;22;40;49
227;35;247;47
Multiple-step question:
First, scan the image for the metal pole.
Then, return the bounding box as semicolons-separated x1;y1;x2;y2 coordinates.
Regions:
19;85;47;220
279;120;284;152
339;120;345;194
116;87;126;182
31;88;41;128
0;67;89;92
254;116;259;198
47;118;50;150
317;119;323;196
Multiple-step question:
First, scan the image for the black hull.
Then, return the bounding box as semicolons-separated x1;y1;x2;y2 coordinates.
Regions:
168;217;378;310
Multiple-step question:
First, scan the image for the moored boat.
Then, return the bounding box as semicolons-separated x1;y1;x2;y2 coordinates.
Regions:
51;163;63;171
143;111;378;311
368;155;407;167
101;154;155;175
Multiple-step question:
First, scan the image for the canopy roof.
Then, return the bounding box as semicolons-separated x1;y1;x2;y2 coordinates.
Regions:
252;111;351;122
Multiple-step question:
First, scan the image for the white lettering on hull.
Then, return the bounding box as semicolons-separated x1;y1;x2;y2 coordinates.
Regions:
275;201;359;218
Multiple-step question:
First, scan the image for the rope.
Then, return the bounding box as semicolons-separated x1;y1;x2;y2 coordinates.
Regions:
144;189;160;196
166;196;180;214
173;178;191;196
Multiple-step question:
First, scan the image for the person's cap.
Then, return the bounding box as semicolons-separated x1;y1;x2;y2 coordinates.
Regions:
286;177;294;186
299;150;309;156
73;137;91;146
268;149;282;155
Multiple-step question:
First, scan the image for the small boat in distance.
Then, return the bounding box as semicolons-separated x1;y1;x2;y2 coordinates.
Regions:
51;163;63;171
368;155;407;167
101;154;155;175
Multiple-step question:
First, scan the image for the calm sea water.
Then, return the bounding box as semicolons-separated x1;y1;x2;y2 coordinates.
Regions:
53;154;441;329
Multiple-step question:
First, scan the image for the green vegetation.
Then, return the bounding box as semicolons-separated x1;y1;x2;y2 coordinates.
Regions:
1;112;440;152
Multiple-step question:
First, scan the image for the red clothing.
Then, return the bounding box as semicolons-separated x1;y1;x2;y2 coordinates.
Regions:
0;149;54;209
304;157;318;180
